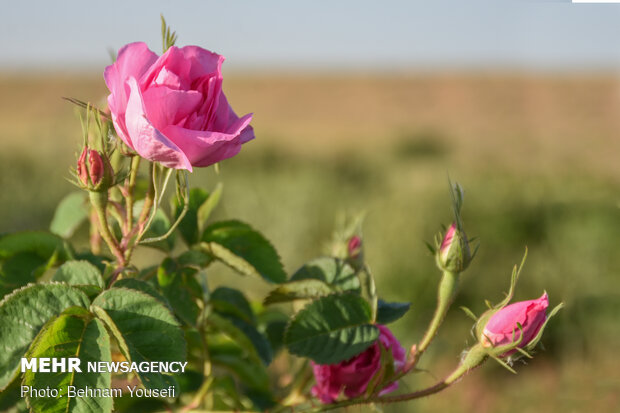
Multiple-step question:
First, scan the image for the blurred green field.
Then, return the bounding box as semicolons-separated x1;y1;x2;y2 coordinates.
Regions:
1;72;619;412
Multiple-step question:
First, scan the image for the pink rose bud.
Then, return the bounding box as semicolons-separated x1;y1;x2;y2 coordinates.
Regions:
311;325;406;404
347;236;362;258
87;150;104;186
437;222;472;273
346;235;364;271
77;147;89;186
104;42;255;171
481;292;549;356
77;148;114;191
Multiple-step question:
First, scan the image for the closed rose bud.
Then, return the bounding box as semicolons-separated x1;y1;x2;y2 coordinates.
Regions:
76;147;114;191
77;147;89;186
481;292;549;356
88;149;104;186
347;235;362;259
346;235;365;271
437;222;472;273
311;325;406;404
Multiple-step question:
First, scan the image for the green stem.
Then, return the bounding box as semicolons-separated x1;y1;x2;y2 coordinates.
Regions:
89;191;125;266
138;163;156;233
140;171;189;244
124;162;155;264
125;156;141;234
416;271;459;358
89;209;102;255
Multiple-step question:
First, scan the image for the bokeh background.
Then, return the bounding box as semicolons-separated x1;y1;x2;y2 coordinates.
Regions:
2;1;620;412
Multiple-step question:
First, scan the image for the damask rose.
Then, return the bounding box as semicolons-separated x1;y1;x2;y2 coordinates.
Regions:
482;292;549;355
104;42;254;171
311;325;406;404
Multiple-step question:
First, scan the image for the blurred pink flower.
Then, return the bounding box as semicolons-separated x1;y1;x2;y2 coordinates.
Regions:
311;325;406;404
104;42;254;171
347;236;362;258
482;292;549;355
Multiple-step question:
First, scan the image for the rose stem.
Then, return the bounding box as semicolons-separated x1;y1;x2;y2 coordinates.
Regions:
416;270;459;359
124;155;141;234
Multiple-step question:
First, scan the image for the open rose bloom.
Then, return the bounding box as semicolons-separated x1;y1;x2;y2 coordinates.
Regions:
104;42;254;171
311;325;406;404
482;292;549;356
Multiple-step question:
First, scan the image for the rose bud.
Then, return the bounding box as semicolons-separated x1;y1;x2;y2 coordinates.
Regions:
437;222;472;273
346;235;364;270
77;147;89;186
481;292;549;356
311;325;406;404
77;148;114;191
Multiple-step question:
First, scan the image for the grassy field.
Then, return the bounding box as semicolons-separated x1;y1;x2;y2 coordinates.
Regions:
1;72;619;412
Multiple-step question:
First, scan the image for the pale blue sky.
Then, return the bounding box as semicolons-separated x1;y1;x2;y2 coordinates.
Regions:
2;0;620;71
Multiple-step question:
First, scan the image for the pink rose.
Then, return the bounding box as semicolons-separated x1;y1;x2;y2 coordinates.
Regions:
482;292;549;355
311;325;406;404
104;42;254;171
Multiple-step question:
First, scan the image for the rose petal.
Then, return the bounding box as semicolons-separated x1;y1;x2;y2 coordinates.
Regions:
193;75;223;130
142;86;203;131
180;45;224;82
104;42;158;114
483;293;549;349
162;113;253;167
152;66;184;90
108;103;133;149
125;77;192;171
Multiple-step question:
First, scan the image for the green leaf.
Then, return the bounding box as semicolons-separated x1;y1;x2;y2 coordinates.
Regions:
290;257;359;292
111;278;169;308
201;220;286;284
0;283;90;389
52;260;104;289
376;299;411;324
264;320;287;354
263;279;334;305
157;259;200;326
91;288;186;390
227;316;272;365
173;188;208;246
0;374;23;411
208;313;272;365
284;294;379;364
0;252;45;298
177;249;213;269
211;287;256;325
73;252;109;274
23;307;112;413
49;192;89;238
208;343;270;391
133;201;175;252
0;231;71;262
197;182;223;234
